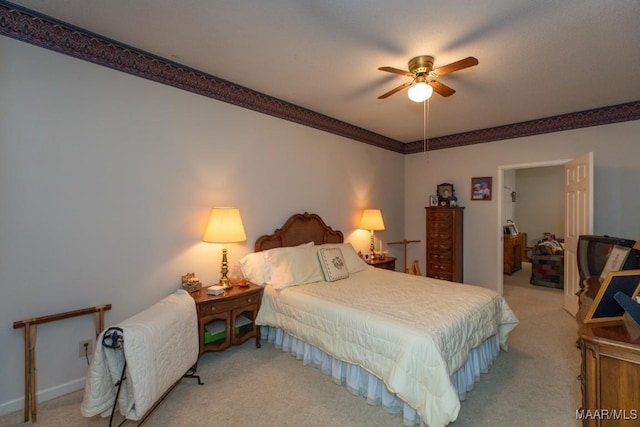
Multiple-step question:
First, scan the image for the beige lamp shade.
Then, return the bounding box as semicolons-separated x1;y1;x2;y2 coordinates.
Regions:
359;209;385;231
202;207;247;243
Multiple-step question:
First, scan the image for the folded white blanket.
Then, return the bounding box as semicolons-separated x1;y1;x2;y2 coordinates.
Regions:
81;289;198;420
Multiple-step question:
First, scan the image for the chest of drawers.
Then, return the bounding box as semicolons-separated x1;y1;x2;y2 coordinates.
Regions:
425;207;464;282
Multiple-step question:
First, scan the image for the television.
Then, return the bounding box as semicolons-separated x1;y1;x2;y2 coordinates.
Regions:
577;235;640;285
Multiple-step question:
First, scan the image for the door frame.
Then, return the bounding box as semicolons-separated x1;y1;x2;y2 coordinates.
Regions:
496;158;572;296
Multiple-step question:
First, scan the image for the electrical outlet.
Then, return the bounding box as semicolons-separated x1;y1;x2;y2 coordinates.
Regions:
79;339;93;358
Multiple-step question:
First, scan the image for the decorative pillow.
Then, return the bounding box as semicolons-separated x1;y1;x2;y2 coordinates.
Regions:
266;245;324;289
318;243;368;273
318;247;349;282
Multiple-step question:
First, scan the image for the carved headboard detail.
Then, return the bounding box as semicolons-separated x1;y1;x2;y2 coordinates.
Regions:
255;212;344;252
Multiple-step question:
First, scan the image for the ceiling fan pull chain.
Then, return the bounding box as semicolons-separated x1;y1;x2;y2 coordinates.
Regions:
423;99;430;156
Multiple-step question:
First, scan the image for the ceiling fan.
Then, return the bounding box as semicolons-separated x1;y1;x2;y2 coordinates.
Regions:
377;55;478;101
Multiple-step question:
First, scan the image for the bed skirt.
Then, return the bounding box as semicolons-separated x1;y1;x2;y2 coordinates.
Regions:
261;326;500;427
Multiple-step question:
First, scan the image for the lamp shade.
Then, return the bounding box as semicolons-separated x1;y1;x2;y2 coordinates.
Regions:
359;209;385;231
202;207;247;243
408;81;433;102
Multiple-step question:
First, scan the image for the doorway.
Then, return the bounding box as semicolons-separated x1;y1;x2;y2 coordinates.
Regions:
497;153;593;315
497;158;570;302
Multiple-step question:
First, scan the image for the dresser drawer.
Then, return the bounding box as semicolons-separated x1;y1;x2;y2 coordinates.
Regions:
428;222;453;234
429;252;452;263
428;241;453;252
198;293;259;316
429;210;455;223
430;262;452;273
428;272;453;281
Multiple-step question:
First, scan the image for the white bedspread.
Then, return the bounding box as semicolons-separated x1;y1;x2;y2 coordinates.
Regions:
256;267;519;427
81;289;199;421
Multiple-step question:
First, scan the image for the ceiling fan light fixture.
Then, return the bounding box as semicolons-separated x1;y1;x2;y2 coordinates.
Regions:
408;81;433;102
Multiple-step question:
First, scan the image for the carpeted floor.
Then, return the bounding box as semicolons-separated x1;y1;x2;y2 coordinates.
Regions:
0;264;582;426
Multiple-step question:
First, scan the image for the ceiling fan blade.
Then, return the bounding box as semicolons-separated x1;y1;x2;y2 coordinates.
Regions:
432;57;478;76
429;80;456;97
378;81;412;99
378;66;413;77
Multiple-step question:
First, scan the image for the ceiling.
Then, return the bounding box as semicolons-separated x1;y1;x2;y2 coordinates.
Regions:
6;0;640;144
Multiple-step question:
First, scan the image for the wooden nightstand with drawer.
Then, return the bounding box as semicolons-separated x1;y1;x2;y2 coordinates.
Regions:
190;283;263;355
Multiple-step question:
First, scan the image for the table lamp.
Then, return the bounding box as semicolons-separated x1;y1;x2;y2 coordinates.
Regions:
203;207;247;289
359;209;385;261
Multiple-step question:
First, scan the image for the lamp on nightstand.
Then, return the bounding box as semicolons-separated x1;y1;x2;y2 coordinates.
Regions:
203;207;247;289
359;209;385;261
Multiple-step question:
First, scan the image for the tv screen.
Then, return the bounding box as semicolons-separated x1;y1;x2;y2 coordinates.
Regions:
577;235;637;283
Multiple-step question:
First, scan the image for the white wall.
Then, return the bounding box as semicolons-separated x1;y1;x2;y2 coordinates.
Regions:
0;37;405;412
515;166;565;246
405;120;640;290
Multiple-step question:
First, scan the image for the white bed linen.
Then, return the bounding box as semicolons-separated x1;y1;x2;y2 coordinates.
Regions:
256;268;519;427
81;289;199;421
262;326;500;426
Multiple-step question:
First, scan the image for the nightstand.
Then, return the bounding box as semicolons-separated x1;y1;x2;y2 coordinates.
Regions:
368;256;396;271
190;283;263;355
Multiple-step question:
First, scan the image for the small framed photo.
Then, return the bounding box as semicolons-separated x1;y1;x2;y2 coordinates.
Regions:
471;177;492;201
599;245;632;281
584;270;640;324
429;195;438;207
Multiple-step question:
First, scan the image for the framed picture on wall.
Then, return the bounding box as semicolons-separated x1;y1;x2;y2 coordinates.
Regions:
471;177;492;200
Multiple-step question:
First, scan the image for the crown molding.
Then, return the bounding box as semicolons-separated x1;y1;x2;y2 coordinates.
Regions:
404;101;640;154
1;1;638;155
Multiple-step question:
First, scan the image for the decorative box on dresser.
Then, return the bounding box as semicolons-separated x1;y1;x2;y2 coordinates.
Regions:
577;277;640;426
425;207;464;282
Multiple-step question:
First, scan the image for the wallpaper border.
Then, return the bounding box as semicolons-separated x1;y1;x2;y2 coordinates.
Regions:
1;2;638;155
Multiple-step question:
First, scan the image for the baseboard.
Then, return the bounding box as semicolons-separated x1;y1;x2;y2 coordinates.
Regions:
0;377;86;417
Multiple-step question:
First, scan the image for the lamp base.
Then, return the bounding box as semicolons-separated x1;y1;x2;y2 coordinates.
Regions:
218;276;232;289
369;230;376;261
219;248;232;289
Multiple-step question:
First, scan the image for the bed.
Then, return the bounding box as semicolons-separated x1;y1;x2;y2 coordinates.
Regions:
247;212;519;427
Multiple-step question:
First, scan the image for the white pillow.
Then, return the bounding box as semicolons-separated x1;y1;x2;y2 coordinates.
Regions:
239;252;268;285
239;241;314;286
266;245;324;289
318;243;368;273
318;247;349;282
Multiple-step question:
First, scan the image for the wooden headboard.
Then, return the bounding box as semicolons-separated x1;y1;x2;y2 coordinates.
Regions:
255;212;344;251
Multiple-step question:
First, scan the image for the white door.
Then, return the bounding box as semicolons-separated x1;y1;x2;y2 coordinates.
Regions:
564;152;594;315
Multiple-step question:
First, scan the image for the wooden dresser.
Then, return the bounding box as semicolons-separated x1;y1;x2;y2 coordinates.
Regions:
503;233;524;274
425;207;464;282
577;278;640;426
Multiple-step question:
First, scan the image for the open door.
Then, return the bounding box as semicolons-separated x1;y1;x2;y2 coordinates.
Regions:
564;152;594;315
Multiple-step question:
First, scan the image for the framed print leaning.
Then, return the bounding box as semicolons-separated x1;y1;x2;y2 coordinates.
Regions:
584;270;640;323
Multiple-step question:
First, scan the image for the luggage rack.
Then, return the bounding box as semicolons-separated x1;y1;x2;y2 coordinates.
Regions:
101;327;203;427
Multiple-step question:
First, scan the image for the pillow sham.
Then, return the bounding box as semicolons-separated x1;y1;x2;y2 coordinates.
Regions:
266;245;324;289
239;252;268;285
239;241;314;286
318;247;349;282
318;243;368;273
